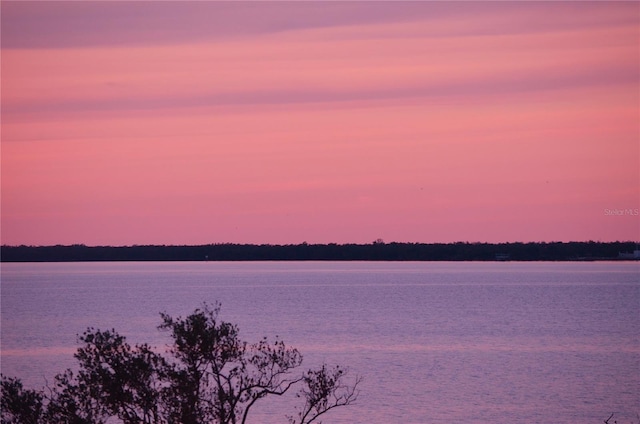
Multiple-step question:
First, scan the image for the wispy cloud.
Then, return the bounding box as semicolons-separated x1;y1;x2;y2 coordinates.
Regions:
3;2;636;49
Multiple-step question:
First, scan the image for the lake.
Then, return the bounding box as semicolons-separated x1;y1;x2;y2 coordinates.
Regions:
1;261;638;423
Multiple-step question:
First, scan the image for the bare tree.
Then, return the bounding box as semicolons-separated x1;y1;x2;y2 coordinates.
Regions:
288;364;361;424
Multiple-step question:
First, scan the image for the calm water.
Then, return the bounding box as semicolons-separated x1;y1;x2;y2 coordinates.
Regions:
1;261;638;423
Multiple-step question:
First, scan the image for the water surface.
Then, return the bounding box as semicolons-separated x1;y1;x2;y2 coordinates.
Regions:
1;261;638;423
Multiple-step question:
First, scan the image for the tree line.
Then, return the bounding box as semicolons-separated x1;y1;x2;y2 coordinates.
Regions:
1;241;637;262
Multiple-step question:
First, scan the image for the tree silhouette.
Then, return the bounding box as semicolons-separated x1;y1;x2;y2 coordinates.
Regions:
1;376;44;424
1;303;360;424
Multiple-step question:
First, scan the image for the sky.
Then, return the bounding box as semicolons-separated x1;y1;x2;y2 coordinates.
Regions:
1;1;638;246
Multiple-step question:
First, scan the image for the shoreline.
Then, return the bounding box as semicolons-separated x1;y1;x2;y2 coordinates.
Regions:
2;241;638;262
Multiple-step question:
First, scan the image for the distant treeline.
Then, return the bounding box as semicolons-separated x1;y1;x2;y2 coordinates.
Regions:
1;241;638;262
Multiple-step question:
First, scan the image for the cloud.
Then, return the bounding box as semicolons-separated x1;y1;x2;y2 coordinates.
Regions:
2;17;637;119
0;2;441;49
2;1;637;49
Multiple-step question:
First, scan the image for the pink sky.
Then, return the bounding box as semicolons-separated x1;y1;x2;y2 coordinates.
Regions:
1;1;638;246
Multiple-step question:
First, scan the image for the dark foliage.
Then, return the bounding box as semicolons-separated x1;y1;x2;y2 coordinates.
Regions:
1;241;637;262
1;377;44;424
1;304;360;424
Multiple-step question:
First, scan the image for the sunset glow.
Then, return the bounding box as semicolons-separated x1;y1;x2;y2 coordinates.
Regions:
2;1;638;245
